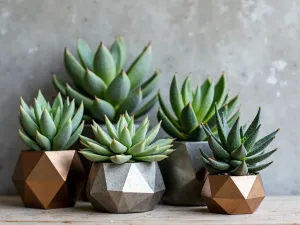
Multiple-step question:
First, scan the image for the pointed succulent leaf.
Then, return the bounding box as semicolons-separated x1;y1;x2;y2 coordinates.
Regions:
208;135;230;159
53;107;61;128
105;115;118;139
65;121;84;149
229;161;248;176
110;155;132;164
187;125;206;141
180;103;198;132
94;125;112;147
116;115;127;135
248;161;273;173
52;75;67;96
152;145;173;155
77;38;94;70
124;111;131;122
197;78;214;122
80;151;110;162
33;99;42;126
20;97;36;122
140;70;159;98
39;109;56;140
127;116;135;136
116;88;142;115
71;102;84;132
127;141;145;155
215;104;228;147
90;97;115;123
244;108;261;138
52;92;63;110
181;76;193;106
134;155;167;162
105;70;130;105
132;121;149;145
145;121;161;146
207;158;230;171
127;43;152;89
147;138;174;148
93;42;116;85
119;127;132;149
231;144;247;160
64;49;85;89
66;84;93;109
110;139;127;154
230;160;242;168
110;36;126;74
36;90;48;109
222;113;230;136
170;75;184;119
79;135;98;144
59;100;75;128
52;119;72;150
244;125;261;151
36;131;51;151
165;149;175;155
225;95;239;118
227;118;241;152
19;130;41;151
192;85;201;113
227;107;240;127
246;148;277;164
87;141;113;156
136;145;157;156
83;69;107;98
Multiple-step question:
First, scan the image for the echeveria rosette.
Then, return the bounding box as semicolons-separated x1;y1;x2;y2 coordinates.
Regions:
157;74;239;141
79;113;174;164
200;106;279;176
52;37;159;123
19;91;85;151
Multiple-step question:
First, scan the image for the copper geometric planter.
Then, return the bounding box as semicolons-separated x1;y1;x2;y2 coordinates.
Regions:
12;150;85;209
201;174;265;215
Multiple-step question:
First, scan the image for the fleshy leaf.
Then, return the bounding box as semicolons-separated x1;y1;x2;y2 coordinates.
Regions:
110;36;127;74
227;118;241;152
180;103;198;133
110;155;132;164
80;151;110;162
181;76;193;106
19;130;41;151
36;131;51;151
90;97;115;123
170;75;184;119
77;38;94;70
110;139;127;154
52;119;72;150
83;69;107;98
231;145;247;160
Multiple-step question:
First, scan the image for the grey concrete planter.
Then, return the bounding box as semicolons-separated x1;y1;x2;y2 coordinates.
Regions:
159;141;211;206
86;162;165;213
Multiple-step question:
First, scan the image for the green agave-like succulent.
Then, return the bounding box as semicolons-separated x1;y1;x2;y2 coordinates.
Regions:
52;37;159;123
79;113;174;164
200;106;279;176
157;74;239;141
19;91;84;151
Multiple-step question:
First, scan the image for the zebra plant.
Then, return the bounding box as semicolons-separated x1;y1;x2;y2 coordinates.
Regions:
52;37;159;123
79;113;174;164
19;91;84;151
158;74;239;141
200;106;279;175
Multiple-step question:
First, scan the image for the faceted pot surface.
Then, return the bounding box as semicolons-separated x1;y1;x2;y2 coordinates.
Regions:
201;174;265;215
12;150;85;209
159;141;211;206
86;162;165;213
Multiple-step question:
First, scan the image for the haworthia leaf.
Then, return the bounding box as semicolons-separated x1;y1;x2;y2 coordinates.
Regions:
132;121;149;145
230;160;242;168
244;108;261;138
36;90;47;109
66;84;93;109
65;121;84;149
227;108;240;127
127;43;152;90
110;36;127;74
90;97;115;122
52;75;67;96
227;118;241;152
244;125;261;151
36;131;51;151
170;75;184;119
110;139;127;154
134;155;168;162
93;42;116;85
87;141;113;156
64;49;85;89
187;125;206;141
145;121;161;146
207;158;230;171
180;103;198;133
71;102;84;133
229;161;248;176
157;109;187;140
52;119;72;150
20;106;39;139
119;127;132;149
181;76;193;106
208;135;230;159
192;85;202;114
116;88;142;115
248;161;273;173
59;100;75;129
80;151;110;162
215;105;227;147
231;144;247;160
110;155;132;164
19;130;41;151
83;69;107;98
140;70;159;98
77;38;94;70
105;115;118;139
105;70;130;105
127;141;145;155
134;94;158;119
225;95;239;118
246;148;277;164
197;78;214;122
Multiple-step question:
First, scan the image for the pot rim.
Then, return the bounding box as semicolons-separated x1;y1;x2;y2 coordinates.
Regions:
207;174;261;178
22;149;76;153
92;161;156;165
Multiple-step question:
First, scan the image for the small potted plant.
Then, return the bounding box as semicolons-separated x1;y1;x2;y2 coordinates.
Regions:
158;74;239;205
12;91;86;209
80;114;174;213
200;106;279;214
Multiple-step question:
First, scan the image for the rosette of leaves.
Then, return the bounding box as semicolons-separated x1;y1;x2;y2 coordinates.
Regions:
200;106;279;175
19;91;84;151
52;37;159;123
157;74;239;141
79;113;174;164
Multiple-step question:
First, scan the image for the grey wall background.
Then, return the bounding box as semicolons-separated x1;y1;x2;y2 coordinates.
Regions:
0;0;298;195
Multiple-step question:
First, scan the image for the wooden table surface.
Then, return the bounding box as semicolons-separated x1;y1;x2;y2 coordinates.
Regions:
0;196;299;224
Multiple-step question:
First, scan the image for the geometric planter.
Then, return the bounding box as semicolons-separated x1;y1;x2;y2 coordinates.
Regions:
86;162;165;213
159;141;211;206
201;174;265;215
12;150;85;209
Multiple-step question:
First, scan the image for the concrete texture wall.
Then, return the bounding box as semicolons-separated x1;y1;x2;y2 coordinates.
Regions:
0;0;297;195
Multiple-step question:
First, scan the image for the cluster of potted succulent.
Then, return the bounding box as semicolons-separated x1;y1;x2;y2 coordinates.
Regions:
12;36;279;215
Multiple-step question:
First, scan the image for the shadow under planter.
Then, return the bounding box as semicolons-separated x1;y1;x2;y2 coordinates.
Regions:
12;150;85;209
159;141;211;206
86;162;165;213
201;174;265;215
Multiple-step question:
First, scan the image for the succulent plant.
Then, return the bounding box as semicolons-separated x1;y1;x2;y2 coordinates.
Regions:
157;74;239;141
200;106;279;176
52;37;159;123
19;91;84;151
79;113;174;164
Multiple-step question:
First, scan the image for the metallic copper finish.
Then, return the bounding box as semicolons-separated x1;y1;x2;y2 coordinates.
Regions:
86;162;165;213
201;174;265;215
12;150;85;209
159;141;211;206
